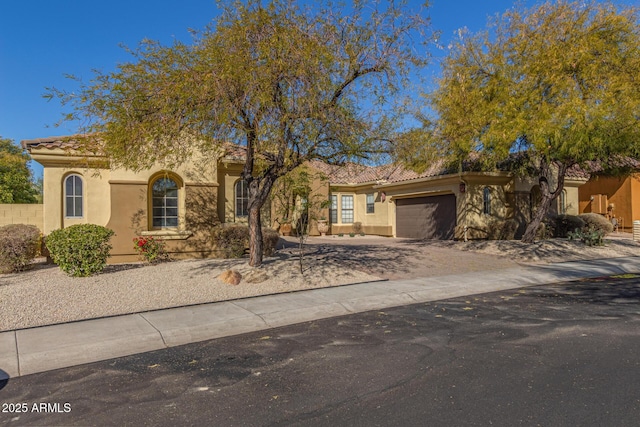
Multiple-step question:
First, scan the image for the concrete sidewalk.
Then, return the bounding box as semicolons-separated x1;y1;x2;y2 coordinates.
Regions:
2;256;640;378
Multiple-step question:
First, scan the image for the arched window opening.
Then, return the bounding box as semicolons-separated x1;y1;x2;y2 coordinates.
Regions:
482;187;491;215
235;179;248;217
559;189;567;214
64;174;83;218
152;177;179;228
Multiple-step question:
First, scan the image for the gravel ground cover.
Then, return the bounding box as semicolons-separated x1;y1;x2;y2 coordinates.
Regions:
2;234;639;332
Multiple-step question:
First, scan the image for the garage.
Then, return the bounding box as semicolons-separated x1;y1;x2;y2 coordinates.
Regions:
396;194;456;239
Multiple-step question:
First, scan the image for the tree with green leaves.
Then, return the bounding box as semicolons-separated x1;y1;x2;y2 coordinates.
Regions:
0;137;39;204
48;0;432;267
416;0;640;243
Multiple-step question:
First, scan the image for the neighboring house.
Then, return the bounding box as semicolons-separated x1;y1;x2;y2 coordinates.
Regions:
22;135;587;262
578;174;640;232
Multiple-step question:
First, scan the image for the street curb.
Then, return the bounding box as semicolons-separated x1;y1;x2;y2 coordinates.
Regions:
2;256;639;378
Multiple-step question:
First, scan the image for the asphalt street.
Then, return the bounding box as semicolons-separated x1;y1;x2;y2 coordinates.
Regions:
2;275;640;426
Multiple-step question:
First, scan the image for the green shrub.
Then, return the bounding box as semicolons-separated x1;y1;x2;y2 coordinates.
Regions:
213;225;249;258
579;213;614;234
46;224;114;277
0;224;41;273
568;226;606;246
554;215;586;238
213;225;280;258
262;228;280;257
133;236;169;263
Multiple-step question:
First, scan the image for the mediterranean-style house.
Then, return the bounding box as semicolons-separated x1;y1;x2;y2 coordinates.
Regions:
21;135;588;262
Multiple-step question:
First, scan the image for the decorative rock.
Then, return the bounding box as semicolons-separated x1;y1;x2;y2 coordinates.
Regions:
219;270;242;285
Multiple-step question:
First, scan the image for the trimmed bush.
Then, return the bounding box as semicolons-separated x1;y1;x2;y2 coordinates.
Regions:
486;219;518;240
500;219;518;240
553;215;586;238
46;224;114;277
213;225;249;258
580;213;614;234
262;228;280;256
213;225;280;258
0;224;41;273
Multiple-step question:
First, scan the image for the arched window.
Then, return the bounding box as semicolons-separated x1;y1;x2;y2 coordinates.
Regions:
64;174;83;218
235;179;248;217
483;187;491;215
151;177;179;228
558;189;567;214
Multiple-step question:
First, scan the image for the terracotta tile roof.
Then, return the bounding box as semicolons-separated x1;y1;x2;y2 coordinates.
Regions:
576;157;640;178
566;163;591;180
21;135;81;150
222;142;246;161
309;159;449;185
22;135;610;183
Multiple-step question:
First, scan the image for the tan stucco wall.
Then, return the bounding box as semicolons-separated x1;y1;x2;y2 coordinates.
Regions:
0;204;43;230
461;179;512;239
563;185;581;215
328;185;393;236
42;167;112;234
105;163;221;262
329;172;521;239
370;171;577;240
307;173;330;236
218;161;244;224
32;145;222;262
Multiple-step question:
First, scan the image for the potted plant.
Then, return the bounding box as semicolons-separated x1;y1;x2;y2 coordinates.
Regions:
316;216;329;236
279;219;293;236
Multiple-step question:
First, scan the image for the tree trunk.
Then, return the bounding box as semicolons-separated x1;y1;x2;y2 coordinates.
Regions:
521;160;568;243
246;173;279;267
248;205;263;267
521;191;554;243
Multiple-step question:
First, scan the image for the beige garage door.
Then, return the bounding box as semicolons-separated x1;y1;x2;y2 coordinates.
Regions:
396;194;456;239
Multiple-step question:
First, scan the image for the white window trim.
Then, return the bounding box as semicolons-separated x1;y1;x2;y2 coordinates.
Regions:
330;194;338;224
235;179;249;218
151;176;180;229
366;193;375;214
341;194;354;224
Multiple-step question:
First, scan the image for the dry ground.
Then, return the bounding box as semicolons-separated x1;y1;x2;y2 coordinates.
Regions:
1;234;639;331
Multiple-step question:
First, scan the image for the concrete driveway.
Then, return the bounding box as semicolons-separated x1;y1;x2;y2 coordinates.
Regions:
280;235;521;280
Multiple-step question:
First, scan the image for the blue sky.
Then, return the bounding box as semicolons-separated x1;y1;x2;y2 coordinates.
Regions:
0;0;630;177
